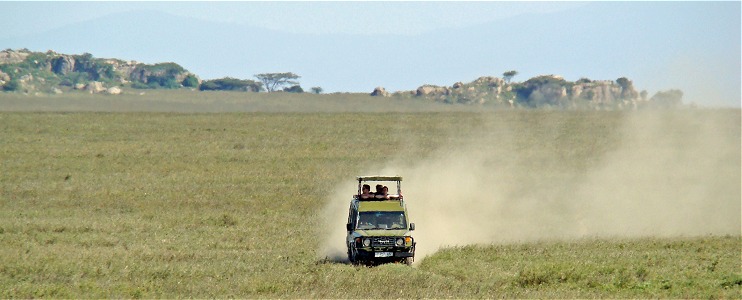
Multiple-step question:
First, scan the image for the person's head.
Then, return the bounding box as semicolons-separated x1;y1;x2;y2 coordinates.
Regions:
375;184;383;193
382;186;388;195
362;184;370;193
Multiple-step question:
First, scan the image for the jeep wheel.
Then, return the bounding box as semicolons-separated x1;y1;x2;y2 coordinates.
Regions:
348;244;361;265
404;257;413;266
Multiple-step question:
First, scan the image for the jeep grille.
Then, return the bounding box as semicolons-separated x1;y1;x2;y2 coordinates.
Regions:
371;237;397;247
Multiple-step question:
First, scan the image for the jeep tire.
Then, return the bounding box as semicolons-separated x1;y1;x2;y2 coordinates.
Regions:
404;257;413;266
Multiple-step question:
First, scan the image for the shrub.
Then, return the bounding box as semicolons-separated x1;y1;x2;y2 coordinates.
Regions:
648;89;683;109
283;85;303;93
3;79;21;91
182;74;199;88
198;81;220;91
67;72;90;85
199;77;262;92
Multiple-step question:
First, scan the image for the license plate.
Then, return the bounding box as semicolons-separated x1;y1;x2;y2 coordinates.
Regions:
374;252;393;258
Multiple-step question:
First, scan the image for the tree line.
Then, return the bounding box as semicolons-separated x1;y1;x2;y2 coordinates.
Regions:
198;72;321;94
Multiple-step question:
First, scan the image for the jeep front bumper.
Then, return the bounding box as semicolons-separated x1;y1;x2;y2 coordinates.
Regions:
355;248;415;259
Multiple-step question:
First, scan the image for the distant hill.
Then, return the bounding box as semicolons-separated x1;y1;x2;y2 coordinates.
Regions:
385;75;683;110
0;48;683;110
0;48;198;94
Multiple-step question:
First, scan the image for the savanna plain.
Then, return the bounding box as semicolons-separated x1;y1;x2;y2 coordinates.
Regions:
0;91;740;298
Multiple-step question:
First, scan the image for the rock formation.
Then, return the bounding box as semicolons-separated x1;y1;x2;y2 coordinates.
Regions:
0;49;29;64
51;55;75;75
370;86;390;97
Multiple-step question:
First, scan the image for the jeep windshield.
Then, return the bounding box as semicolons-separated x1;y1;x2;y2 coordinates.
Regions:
357;211;407;230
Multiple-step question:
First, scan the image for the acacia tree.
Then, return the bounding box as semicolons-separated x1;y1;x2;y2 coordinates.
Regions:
616;77;631;89
503;70;518;84
254;72;300;92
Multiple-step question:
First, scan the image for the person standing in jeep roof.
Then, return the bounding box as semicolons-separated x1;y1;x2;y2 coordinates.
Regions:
375;186;389;200
360;184;373;199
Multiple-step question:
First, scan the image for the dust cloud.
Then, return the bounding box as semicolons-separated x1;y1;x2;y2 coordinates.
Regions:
319;110;741;262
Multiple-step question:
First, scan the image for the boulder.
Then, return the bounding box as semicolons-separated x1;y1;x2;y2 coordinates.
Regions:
370;86;390;97
105;86;122;95
85;81;105;93
0;70;9;83
52;87;63;94
74;83;86;90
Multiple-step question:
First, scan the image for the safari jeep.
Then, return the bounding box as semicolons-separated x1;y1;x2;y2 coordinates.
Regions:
346;176;416;266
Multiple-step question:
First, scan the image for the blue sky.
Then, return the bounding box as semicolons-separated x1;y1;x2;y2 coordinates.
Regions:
1;1;740;107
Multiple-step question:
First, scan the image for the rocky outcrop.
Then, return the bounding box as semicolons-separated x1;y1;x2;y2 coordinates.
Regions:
370;86;390;97
416;85;449;96
472;76;505;88
127;62;191;85
412;74;648;109
414;76;512;105
571;79;639;107
51;55;75;75
0;49;194;93
0;49;29;65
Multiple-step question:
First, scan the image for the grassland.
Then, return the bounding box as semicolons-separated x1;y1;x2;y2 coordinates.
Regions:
0;93;740;298
0;89;486;113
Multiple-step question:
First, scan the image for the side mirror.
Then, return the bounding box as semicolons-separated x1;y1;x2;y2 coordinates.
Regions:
409;223;415;231
346;223;353;231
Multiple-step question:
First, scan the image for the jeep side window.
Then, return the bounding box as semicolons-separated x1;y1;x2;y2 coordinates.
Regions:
348;206;357;230
351;207;359;230
347;208;352;230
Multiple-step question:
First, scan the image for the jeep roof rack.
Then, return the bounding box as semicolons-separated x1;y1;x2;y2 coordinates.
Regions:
356;176;402;182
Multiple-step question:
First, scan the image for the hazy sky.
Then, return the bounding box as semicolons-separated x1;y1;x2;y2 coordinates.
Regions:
0;1;588;37
1;1;740;107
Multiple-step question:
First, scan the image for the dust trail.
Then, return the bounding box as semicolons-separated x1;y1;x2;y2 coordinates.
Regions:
318;186;355;263
319;110;741;262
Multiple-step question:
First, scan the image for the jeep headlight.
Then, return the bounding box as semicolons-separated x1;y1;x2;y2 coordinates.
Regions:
363;238;371;247
396;238;404;246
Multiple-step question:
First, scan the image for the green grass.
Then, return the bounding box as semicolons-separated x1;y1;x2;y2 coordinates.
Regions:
420;237;740;298
0;102;739;298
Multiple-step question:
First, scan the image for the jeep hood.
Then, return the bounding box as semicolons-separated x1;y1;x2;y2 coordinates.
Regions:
355;229;410;236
